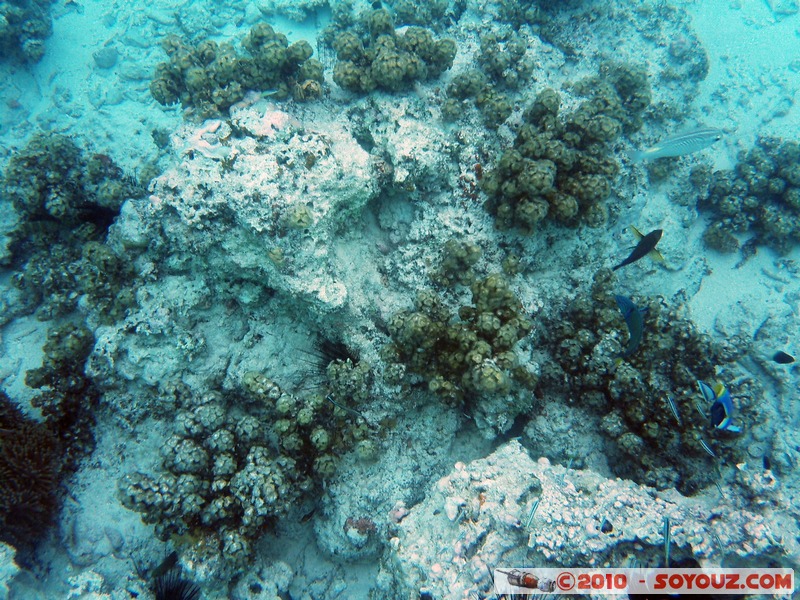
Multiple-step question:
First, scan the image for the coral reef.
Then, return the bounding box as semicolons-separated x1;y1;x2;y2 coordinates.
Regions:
254;0;328;22
150;23;324;118
444;73;510;129
153;569;201;600
0;0;52;63
325;357;372;407
481;64;650;231
119;375;369;568
329;8;456;93
1;133;140;320
384;274;537;435
2;134;134;225
25;322;99;473
378;441;791;599
695;136;800;255
503;3;707;99
442;29;532;128
536;269;755;492
1;0;795;596
0;391;63;551
497;0;585;26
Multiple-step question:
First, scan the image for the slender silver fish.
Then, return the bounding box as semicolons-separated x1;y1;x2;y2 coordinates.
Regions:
630;127;724;162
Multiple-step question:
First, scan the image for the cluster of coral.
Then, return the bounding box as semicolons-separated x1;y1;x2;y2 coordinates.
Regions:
328;7;456;93
119;372;372;567
537;269;752;491
442;31;533;128
0;0;52;63
3;0;794;595
1;133;140;321
432;238;483;287
150;22;324;118
694;136;800;254
0;321;98;555
25;322;100;472
481;63;650;231
384;274;536;433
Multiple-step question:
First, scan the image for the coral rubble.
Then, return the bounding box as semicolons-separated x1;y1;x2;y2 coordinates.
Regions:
379;441;789;599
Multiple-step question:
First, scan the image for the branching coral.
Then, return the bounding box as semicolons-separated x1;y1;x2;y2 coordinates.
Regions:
383;0;451;27
0;391;63;551
25;323;99;472
385;274;536;411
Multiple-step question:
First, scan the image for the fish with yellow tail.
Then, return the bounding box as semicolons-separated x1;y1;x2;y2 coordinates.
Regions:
613;226;664;271
697;380;741;433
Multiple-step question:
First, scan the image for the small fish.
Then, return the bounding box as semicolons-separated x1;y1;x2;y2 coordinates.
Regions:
615;295;647;358
698;437;716;457
149;551;178;580
612;227;663;271
630;127;724;162
300;507;316;523
773;351;795;364
601;518;613;533
526;498;541;529
665;395;682;425
697;380;741;433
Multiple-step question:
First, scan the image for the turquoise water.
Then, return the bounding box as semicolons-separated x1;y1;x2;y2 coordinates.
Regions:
0;1;799;599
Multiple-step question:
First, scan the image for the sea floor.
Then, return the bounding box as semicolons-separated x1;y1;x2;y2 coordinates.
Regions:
1;1;799;599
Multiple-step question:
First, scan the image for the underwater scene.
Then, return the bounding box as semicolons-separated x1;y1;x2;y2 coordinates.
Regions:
1;0;800;598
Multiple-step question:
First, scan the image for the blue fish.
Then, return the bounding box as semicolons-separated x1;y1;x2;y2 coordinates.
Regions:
615;295;647;358
697;380;741;433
